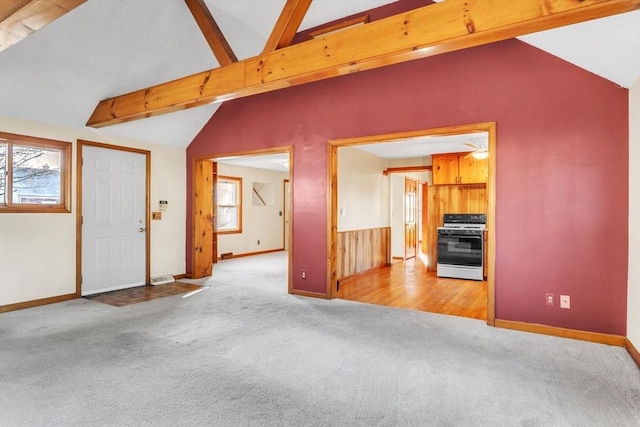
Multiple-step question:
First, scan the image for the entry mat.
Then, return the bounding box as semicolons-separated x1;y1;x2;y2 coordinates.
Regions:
85;282;201;307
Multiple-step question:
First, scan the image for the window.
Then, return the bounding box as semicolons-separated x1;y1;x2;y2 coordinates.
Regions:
216;176;242;233
0;132;71;213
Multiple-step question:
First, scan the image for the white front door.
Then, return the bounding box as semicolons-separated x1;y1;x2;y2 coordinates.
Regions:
82;145;147;296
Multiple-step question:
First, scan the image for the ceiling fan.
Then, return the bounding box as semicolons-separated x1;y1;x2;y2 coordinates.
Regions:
464;138;489;159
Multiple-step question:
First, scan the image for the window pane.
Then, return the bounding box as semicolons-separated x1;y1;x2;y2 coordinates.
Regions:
12;145;61;204
0;143;6;204
218;181;237;206
217;206;238;230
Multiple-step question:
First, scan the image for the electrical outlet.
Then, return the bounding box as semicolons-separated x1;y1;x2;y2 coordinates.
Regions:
257;240;260;245
302;270;306;279
560;295;570;309
545;293;554;306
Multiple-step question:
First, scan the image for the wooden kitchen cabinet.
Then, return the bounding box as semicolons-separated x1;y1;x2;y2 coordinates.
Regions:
459;156;488;184
432;153;487;185
432;154;459;185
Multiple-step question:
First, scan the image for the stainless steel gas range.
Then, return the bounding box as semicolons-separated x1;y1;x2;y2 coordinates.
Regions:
437;213;486;281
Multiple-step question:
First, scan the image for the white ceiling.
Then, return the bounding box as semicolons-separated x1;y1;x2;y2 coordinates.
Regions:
354;132;487;159
519;10;640;88
216;152;290;173
0;0;638;160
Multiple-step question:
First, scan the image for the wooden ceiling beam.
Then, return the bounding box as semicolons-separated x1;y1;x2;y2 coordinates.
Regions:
263;0;313;53
0;0;85;52
87;0;640;128
309;14;369;39
184;0;237;66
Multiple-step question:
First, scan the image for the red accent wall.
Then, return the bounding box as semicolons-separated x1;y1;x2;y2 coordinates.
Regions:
187;39;628;335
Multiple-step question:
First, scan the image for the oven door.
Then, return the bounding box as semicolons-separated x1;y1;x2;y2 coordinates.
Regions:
437;231;483;267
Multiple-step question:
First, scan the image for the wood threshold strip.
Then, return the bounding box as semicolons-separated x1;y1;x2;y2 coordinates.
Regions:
262;0;312;53
495;319;626;347
184;0;237;66
86;0;640;128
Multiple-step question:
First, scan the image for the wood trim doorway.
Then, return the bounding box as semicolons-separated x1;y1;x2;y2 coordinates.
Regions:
327;122;497;326
191;146;294;293
75;140;151;297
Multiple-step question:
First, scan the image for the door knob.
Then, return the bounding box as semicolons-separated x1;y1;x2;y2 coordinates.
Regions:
139;227;146;232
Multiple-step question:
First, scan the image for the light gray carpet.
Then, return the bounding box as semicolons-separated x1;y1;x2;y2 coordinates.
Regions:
1;252;638;426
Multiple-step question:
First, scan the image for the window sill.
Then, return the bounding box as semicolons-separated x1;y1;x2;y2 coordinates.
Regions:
0;205;71;214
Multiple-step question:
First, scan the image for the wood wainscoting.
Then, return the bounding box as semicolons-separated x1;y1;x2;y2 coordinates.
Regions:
427;184;488;271
337;227;391;280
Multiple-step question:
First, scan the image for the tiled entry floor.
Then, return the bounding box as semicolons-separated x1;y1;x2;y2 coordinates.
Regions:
85;282;201;307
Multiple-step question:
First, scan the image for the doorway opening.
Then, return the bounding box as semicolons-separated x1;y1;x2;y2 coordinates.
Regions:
328;122;496;324
191;146;293;292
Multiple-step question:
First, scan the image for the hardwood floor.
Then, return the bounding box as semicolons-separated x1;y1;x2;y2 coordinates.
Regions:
336;255;487;320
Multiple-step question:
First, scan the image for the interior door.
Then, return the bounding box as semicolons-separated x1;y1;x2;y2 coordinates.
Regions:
404;177;417;259
82;145;147;295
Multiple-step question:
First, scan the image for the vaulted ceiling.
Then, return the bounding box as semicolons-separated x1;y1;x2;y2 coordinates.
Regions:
1;1;638;149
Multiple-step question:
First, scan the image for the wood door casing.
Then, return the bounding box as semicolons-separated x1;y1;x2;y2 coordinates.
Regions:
327;121;496;325
192;159;214;278
76;140;151;298
421;183;428;255
404;177;417;259
212;162;218;264
283;179;290;250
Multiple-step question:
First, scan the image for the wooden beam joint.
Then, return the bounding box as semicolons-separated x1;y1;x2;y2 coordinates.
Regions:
184;0;237;66
263;0;312;53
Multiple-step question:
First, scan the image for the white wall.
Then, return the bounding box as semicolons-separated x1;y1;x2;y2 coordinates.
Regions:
628;77;640;349
387;156;432;167
337;147;389;231
0;116;186;306
217;163;288;255
336;148;431;258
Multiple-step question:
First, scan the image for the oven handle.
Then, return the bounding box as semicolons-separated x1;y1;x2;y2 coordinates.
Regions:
437;232;483;238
